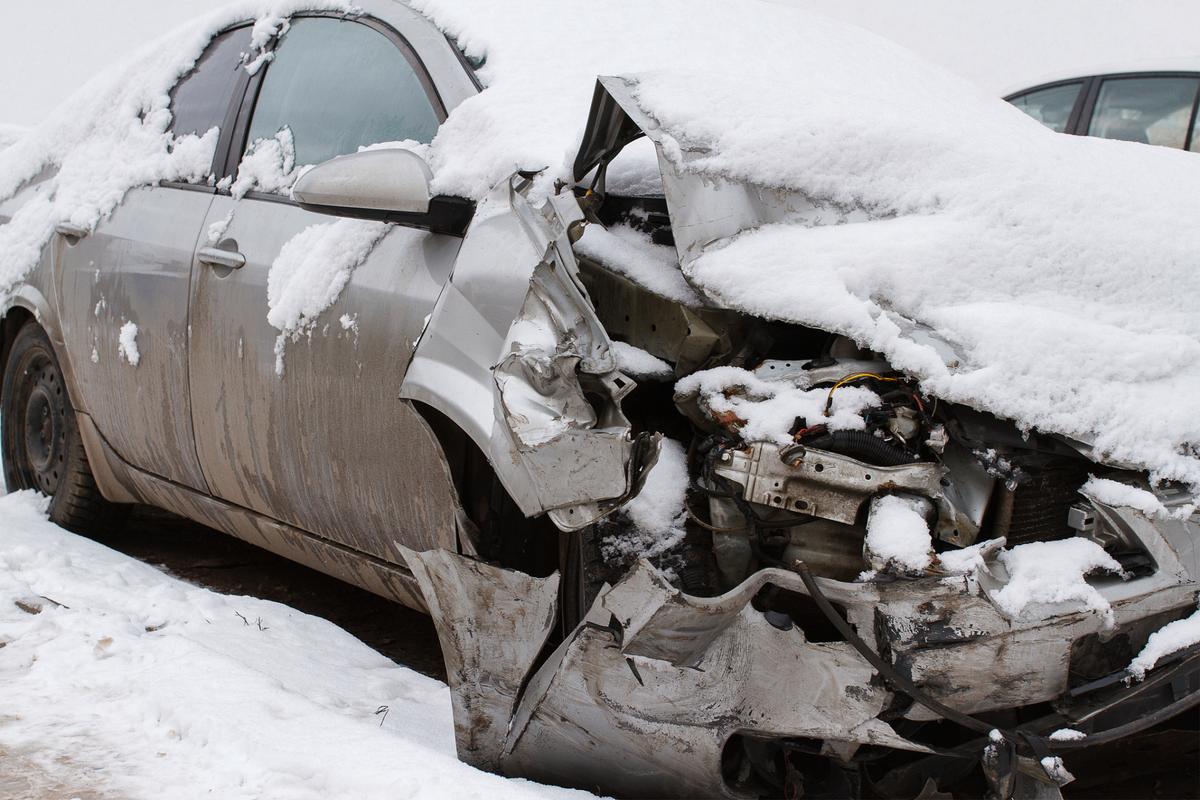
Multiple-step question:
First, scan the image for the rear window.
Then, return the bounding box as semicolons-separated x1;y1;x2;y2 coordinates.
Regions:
169;27;252;138
1009;82;1083;133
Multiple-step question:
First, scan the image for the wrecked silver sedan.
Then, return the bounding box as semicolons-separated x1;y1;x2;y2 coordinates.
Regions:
1;1;1198;798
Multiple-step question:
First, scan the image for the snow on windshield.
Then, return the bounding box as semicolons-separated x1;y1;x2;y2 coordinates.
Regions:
414;0;1200;490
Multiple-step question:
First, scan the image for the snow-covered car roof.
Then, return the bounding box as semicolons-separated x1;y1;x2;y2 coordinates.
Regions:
4;0;1200;493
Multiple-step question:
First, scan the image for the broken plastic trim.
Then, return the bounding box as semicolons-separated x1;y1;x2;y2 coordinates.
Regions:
794;559;1200;757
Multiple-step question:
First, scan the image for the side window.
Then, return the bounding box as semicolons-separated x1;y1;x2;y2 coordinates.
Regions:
169;26;253;139
1086;76;1200;149
244;18;441;171
1008;82;1083;133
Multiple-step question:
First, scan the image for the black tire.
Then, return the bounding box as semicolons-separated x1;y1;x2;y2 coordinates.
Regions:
559;524;616;634
2;321;126;532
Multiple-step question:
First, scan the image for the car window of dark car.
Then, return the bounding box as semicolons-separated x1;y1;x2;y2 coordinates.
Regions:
244;18;441;169
1009;82;1082;133
169;26;253;140
1087;76;1200;149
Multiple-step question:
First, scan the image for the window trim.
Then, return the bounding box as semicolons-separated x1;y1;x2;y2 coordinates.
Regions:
1004;78;1090;136
218;11;449;201
160;23;256;192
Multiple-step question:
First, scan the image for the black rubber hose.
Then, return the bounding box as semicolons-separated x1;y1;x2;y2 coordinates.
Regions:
805;430;917;466
794;560;1200;756
792;561;998;737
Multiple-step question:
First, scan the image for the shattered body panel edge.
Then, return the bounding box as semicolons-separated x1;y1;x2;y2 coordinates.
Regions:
403;495;1199;799
400;174;648;526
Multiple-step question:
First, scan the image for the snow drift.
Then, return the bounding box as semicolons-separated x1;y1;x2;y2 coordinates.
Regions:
0;491;592;800
0;124;27;151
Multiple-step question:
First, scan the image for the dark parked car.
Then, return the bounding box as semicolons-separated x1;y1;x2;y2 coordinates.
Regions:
1007;70;1200;150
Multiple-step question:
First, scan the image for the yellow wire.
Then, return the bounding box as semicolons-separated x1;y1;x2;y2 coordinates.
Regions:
824;372;902;414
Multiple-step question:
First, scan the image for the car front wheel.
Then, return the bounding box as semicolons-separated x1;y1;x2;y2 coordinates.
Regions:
2;321;125;531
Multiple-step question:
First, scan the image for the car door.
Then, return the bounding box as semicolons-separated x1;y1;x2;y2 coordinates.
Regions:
56;25;254;491
189;15;464;561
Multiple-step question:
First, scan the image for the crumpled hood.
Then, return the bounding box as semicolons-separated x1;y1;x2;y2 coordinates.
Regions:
577;74;1200;491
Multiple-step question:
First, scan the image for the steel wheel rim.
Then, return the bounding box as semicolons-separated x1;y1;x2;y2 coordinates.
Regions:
12;352;67;495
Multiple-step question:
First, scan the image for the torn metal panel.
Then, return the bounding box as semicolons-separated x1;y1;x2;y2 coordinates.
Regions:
398;546;559;770
407;551;931;799
872;530;1200;720
581;76;874;273
713;441;945;526
492;255;642;527
1086;497;1198;580
408;526;1198;797
501;561;925;799
401;173;643;525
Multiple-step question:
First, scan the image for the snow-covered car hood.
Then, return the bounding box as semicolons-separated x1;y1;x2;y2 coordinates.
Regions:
414;0;1200;491
571;72;1200;494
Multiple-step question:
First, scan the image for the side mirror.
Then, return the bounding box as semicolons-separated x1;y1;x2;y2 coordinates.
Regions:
291;149;473;236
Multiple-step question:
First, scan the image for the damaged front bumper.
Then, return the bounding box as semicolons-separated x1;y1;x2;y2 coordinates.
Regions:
400;498;1200;799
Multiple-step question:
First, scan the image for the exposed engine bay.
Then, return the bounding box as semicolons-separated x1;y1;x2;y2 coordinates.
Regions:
397;83;1200;800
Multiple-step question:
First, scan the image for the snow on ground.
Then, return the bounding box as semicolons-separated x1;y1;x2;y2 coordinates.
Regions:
0;491;596;800
0;124;27;151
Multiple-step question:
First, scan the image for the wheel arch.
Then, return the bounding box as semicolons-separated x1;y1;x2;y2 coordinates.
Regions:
410;399;562;578
0;290;137;505
0;282;71;373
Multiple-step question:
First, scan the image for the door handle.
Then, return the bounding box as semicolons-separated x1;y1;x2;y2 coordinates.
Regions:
197;246;246;270
54;222;89;241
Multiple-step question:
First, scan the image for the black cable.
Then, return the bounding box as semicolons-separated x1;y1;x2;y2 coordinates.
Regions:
794;559;1200;761
803;430;918;466
792;560;999;737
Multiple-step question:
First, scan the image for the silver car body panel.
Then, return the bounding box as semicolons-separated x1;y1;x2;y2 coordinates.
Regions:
191;192;463;561
56;186;214;492
400;178;645;526
588;76;875;276
403;496;1198;798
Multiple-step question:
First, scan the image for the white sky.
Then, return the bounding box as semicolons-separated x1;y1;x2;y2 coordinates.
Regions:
790;0;1200;95
1;0;1197;125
